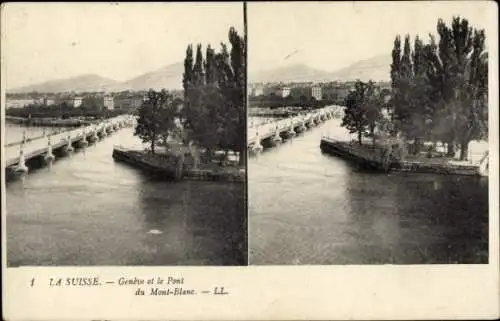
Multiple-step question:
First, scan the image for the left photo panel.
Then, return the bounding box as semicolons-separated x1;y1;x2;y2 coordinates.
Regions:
3;3;247;266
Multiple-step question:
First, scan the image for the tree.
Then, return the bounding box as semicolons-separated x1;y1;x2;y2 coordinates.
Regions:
201;84;227;152
408;35;431;152
342;81;369;145
193;44;205;87
181;27;246;166
430;16;488;159
387;16;488;159
390;35;402;130
364;82;385;145
182;44;207;147
395;35;414;139
213;45;235;154
182;44;193;129
421;35;442;144
228;27;246;165
205;45;217;85
454;28;488;159
134;89;177;155
375;89;394;138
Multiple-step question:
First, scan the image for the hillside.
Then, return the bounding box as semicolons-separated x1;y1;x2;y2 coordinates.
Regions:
8;74;121;94
326;54;391;82
119;62;184;91
249;63;330;83
8;53;393;93
8;62;185;93
249;54;391;83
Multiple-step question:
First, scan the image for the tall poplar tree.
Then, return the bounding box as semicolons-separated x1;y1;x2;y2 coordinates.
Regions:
193;44;205;87
386;15;488;159
409;35;429;150
455;27;488;159
205;45;217;85
180;27;246;166
432;16;488;159
435;18;458;156
182;45;194;134
183;45;193;100
389;35;402;136
397;35;414;140
228;27;246;165
421;35;442;143
183;44;206;146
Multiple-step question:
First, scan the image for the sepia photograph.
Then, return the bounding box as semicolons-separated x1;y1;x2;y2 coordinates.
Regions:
3;3;247;266
247;2;490;265
1;2;499;321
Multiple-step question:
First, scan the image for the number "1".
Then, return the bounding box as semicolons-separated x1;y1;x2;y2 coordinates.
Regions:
30;278;35;287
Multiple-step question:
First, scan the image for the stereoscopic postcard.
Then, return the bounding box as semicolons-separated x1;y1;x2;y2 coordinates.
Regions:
1;1;498;320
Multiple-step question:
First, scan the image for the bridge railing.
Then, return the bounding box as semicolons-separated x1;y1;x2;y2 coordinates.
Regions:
5;115;132;148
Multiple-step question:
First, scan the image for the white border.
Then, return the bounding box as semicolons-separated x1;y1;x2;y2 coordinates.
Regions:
2;2;499;320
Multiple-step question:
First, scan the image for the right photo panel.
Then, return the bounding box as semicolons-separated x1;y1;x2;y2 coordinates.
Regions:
247;2;489;265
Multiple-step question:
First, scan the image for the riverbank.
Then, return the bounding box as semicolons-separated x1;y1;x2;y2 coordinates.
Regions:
6;116;93;127
112;147;245;183
320;137;485;176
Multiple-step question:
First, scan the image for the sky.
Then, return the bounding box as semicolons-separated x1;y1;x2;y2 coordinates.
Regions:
248;1;496;73
2;3;243;89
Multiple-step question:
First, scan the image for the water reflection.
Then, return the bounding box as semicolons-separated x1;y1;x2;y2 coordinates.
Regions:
133;179;247;266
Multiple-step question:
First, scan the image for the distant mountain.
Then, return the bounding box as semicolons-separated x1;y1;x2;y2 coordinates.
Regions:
326;54;391;82
7;62;185;94
249;54;391;83
249;63;330;83
8;74;121;94
8;54;392;93
119;62;184;91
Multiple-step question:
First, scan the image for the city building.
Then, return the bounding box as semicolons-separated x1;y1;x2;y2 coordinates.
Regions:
321;85;351;102
73;97;83;107
42;97;55;106
114;94;143;112
311;86;321;100
249;84;264;97
263;86;290;98
262;86;278;96
103;95;114;110
290;85;322;100
5;98;35;109
54;96;83;108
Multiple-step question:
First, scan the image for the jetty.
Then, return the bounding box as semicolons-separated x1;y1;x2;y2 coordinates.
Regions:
320;137;389;170
320;136;488;177
112;147;245;183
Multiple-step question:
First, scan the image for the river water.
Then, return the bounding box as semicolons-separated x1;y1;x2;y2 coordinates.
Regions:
5;118;489;266
4;123;65;145
5;126;247;266
248;117;488;264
